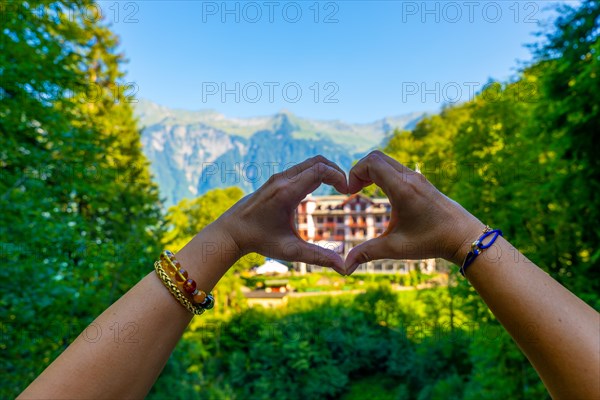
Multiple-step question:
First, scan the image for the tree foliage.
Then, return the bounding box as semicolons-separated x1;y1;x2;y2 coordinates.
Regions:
162;187;244;251
384;0;600;308
1;2;162;396
148;286;547;400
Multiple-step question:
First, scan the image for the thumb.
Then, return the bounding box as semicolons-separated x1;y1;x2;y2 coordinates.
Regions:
285;238;345;276
345;237;390;275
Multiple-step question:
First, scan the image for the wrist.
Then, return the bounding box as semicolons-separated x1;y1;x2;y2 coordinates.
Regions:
175;220;242;290
445;209;485;266
215;212;249;257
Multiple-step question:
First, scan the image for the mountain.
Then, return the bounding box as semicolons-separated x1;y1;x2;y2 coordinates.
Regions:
136;100;426;207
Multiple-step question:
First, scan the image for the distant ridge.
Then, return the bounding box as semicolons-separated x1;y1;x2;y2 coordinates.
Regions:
135;100;427;206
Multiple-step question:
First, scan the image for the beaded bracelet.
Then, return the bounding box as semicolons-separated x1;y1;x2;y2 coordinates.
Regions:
459;226;503;277
155;250;214;315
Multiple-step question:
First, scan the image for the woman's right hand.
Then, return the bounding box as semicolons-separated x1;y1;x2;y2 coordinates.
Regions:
344;151;484;274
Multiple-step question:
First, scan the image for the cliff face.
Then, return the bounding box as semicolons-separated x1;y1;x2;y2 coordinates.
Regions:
137;100;425;206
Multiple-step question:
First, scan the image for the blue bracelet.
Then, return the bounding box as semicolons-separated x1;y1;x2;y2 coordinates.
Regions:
460;226;503;276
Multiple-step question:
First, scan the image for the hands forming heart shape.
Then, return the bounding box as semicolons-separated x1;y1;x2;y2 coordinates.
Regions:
220;151;483;275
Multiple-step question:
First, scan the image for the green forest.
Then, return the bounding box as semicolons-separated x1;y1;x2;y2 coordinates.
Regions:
1;1;599;399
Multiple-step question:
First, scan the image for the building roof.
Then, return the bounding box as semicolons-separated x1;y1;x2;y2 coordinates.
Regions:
301;194;347;203
300;193;389;207
255;259;289;275
341;193;374;206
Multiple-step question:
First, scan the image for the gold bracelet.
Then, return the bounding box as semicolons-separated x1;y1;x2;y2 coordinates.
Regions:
154;260;206;315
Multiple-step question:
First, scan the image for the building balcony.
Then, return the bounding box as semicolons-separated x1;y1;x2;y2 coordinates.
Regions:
314;234;345;241
348;222;367;228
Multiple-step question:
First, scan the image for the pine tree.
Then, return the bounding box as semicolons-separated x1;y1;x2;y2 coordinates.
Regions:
1;2;162;395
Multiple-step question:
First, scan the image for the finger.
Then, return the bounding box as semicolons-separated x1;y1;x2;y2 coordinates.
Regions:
347;151;399;195
372;150;414;175
283;155;347;191
288;162;348;201
344;237;391;275
281;238;346;275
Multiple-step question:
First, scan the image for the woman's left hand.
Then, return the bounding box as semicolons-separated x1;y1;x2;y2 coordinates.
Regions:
219;156;348;274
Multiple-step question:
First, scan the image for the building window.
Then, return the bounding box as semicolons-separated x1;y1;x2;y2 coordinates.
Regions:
336;229;344;236
327;217;334;223
317;217;323;223
375;216;382;223
337;216;343;223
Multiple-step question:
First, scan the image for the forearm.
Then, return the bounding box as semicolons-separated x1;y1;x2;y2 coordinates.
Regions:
345;152;599;398
458;230;600;399
18;156;345;399
19;221;240;399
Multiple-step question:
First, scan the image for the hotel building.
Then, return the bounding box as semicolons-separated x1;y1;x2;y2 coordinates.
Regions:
294;193;436;274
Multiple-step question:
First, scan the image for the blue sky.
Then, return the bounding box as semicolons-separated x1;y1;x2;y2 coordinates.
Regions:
103;1;568;122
